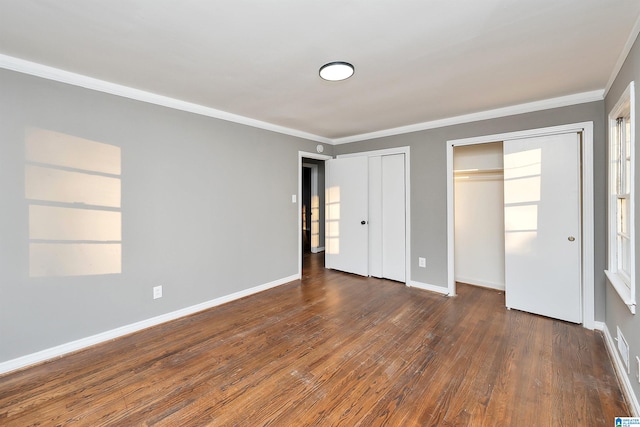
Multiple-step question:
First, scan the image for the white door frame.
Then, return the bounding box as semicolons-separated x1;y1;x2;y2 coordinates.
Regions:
302;162;321;254
446;122;595;329
337;146;411;284
298;151;332;278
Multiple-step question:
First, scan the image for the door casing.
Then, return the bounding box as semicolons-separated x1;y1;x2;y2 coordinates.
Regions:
302;162;321;253
298;151;332;277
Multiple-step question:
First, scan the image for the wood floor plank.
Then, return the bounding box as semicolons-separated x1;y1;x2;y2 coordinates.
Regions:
0;253;630;426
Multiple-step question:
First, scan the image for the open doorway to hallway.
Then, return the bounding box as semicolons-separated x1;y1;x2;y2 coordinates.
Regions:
301;158;326;274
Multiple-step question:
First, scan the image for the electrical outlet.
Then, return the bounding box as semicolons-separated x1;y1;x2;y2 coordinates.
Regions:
418;257;426;268
153;285;163;300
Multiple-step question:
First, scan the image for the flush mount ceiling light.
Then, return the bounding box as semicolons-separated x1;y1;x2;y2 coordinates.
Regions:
319;61;354;81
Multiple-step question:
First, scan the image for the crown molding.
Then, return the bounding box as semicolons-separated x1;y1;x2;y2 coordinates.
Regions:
331;90;604;144
604;13;640;98
0;54;332;144
0;53;605;147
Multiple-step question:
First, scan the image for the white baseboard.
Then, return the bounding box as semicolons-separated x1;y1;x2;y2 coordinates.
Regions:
408;280;450;295
600;322;640;416
311;247;325;253
455;276;505;291
0;274;298;376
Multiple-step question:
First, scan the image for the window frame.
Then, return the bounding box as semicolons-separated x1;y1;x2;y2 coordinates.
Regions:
605;81;636;314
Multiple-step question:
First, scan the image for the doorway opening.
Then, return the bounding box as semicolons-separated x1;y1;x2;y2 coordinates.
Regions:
453;142;505;292
301;159;324;256
298;152;331;278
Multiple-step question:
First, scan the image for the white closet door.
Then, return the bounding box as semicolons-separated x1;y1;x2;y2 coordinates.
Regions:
504;133;582;323
325;156;369;276
368;156;383;278
382;154;406;282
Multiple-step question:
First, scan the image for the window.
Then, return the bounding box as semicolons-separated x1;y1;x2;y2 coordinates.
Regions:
605;81;636;314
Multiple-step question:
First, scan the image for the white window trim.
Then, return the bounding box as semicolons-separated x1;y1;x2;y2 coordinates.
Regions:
605;81;636;314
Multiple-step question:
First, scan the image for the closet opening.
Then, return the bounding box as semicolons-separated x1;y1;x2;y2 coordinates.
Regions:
453;142;505;292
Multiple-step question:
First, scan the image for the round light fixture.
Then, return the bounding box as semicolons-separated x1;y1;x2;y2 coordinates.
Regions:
319;61;354;81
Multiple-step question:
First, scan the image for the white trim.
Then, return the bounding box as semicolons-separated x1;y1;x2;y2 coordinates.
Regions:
0;53;331;144
408;280;450;295
332;91;603;145
447;142;456;297
605;270;637;314
448;123;595;147
404;149;412;287
582;123;596;329
298;151;332;278
446;122;596;329
0;274;298;376
607;81;636;315
601;323;640;416
311;246;325;254
0;54;606;147
299;151;332;161
604;14;640;97
337;147;411;158
336;146;412;285
302;162;320;253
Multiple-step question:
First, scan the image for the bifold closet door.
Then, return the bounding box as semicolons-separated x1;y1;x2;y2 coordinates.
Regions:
325;156;369;276
326;154;406;281
503;132;582;323
382;154;406;282
369;157;383;278
369;154;406;282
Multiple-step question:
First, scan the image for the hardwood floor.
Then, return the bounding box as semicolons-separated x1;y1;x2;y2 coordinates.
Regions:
0;252;629;426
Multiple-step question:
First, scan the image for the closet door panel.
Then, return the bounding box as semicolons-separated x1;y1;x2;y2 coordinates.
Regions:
382;154;406;282
368;156;383;278
325;157;369;276
504;133;581;323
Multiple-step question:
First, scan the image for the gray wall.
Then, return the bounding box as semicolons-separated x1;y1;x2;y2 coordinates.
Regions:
334;101;607;321
0;69;329;363
605;32;640;403
0;60;617;381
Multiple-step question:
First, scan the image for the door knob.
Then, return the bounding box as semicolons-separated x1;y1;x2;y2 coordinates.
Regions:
568;236;575;241
361;220;367;225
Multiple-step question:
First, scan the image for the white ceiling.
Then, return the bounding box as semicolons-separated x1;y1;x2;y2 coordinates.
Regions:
1;0;640;143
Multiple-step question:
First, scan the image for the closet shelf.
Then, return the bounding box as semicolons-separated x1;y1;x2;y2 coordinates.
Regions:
454;168;503;181
454;168;503;175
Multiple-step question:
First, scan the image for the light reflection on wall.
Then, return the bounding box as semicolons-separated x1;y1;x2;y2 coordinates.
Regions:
25;128;122;277
326;186;340;255
503;148;541;255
